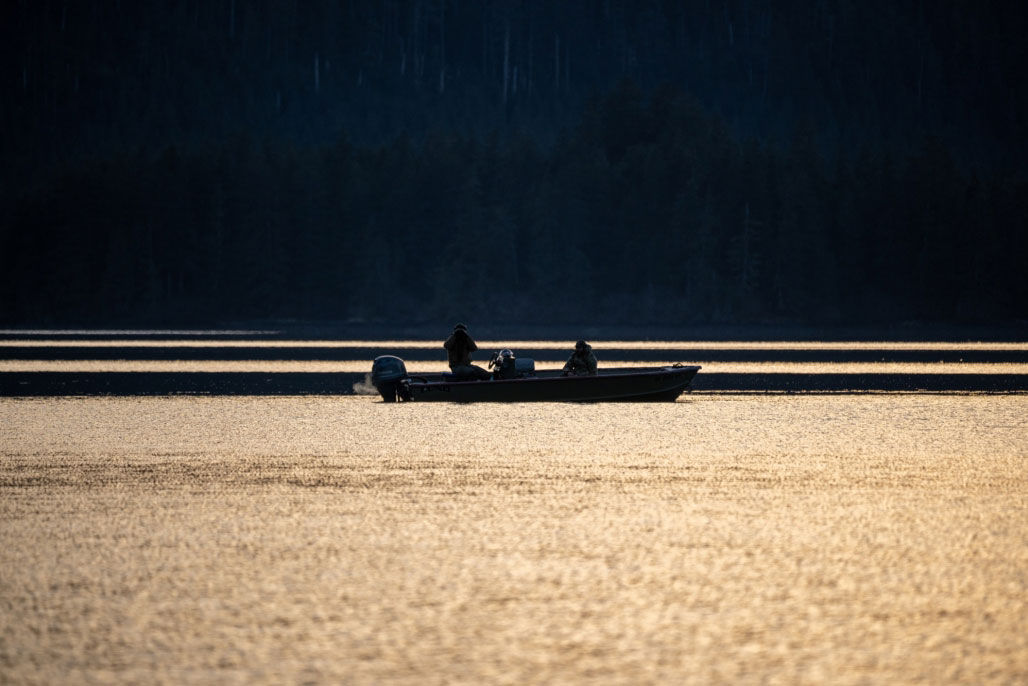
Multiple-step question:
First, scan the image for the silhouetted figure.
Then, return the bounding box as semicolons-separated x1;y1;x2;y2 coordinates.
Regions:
489;348;518;380
562;340;598;376
444;323;491;381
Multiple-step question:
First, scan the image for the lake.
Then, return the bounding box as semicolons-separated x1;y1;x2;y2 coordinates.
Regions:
3;337;1028;394
1;337;1026;683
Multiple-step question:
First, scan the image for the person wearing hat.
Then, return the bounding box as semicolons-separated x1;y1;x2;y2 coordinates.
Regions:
443;323;491;381
562;340;598;376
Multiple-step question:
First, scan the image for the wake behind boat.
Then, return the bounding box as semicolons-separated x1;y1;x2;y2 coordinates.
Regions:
370;355;700;403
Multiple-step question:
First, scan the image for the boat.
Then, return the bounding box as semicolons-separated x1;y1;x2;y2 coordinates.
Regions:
370;355;700;402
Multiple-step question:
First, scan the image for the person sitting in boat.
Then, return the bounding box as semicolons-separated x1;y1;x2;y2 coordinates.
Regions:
444;323;491;381
562;340;598;376
489;348;518;380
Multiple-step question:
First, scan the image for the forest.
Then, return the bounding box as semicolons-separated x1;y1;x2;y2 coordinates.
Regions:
2;1;1026;326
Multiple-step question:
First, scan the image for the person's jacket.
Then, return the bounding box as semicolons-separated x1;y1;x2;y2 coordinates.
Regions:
444;331;478;368
563;345;598;375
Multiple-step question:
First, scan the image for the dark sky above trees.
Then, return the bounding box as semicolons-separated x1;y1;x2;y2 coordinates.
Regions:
2;1;1026;327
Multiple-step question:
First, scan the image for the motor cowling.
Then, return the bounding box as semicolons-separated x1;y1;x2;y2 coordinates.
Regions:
371;355;408;402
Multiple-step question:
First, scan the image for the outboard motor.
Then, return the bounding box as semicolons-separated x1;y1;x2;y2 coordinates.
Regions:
371;355;409;402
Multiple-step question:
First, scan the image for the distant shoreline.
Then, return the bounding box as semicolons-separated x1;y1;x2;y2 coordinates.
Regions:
1;322;1026;342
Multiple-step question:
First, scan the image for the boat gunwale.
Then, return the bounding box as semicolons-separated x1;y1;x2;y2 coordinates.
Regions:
405;365;701;388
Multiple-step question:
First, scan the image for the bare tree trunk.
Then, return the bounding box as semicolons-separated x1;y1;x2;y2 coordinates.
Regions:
762;54;768;103
917;41;924;111
554;34;560;92
438;0;445;93
266;15;273;61
724;3;733;47
503;20;510;104
413;2;423;82
527;26;533;94
565;44;570;91
827;14;834;64
314;53;320;93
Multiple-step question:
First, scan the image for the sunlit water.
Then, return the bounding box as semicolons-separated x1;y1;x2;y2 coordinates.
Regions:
5;359;1028;374
4;338;1028;349
2;393;1026;683
4;338;1026;381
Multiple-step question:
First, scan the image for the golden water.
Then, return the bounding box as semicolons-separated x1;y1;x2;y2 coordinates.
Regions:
4;359;1027;374
4;339;1027;349
2;393;1026;683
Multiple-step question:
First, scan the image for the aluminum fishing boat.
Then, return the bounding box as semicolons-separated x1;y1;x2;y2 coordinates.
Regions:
370;355;700;402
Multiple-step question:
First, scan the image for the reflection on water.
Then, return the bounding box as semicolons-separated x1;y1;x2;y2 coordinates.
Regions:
6;394;1024;461
3;359;1028;374
3;338;1028;349
4;339;1027;379
1;395;1026;683
0;330;276;338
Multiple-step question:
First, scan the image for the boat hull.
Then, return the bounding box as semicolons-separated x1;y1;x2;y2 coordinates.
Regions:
402;366;700;402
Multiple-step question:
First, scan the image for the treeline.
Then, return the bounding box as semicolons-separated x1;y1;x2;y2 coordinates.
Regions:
5;0;1027;181
3;82;1025;326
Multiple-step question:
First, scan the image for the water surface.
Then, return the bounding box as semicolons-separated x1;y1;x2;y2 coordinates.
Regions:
2;394;1026;683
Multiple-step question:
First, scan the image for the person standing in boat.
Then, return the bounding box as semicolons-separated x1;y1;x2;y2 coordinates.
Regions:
562;340;598;376
444;323;491;381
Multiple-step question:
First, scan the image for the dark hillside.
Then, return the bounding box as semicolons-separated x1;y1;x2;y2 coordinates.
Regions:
2;1;1026;326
